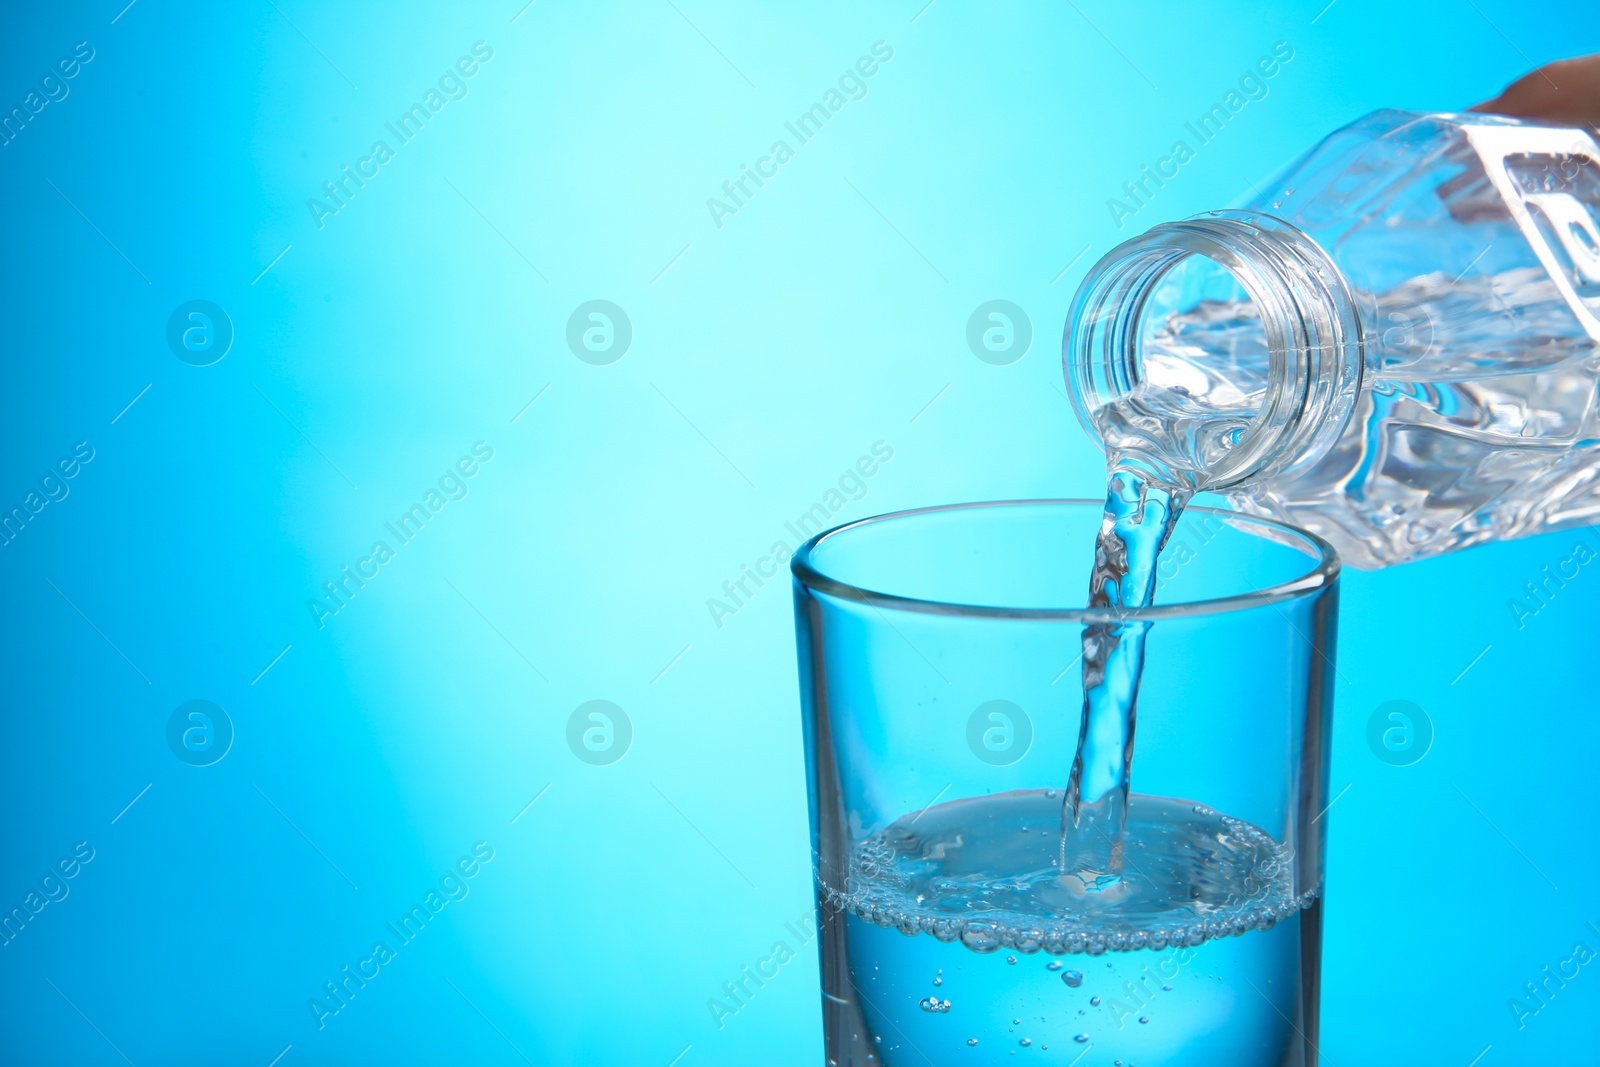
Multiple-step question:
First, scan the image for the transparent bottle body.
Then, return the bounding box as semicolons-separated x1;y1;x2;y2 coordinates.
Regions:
1071;110;1600;568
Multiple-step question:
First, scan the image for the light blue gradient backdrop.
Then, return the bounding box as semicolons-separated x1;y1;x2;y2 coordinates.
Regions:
1;1;1595;1064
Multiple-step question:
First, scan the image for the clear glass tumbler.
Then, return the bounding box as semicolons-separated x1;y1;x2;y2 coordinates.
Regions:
791;500;1339;1066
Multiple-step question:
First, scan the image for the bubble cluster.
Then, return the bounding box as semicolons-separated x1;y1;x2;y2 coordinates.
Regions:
825;790;1317;958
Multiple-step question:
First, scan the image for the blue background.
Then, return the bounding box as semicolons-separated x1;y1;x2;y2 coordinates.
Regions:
2;1;1597;1064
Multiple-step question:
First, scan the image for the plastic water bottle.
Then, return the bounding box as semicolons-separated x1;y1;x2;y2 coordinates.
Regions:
1064;109;1600;567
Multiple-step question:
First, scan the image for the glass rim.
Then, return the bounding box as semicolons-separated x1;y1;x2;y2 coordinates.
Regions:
790;498;1340;622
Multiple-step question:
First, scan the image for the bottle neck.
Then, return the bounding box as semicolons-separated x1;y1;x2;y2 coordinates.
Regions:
1064;211;1365;491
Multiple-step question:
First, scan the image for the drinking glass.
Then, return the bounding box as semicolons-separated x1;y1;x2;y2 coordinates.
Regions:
791;500;1339;1066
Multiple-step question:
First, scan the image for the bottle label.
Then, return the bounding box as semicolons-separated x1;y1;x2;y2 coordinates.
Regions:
1463;123;1600;340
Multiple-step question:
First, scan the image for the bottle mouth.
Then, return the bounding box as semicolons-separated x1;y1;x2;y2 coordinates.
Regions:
1064;211;1365;491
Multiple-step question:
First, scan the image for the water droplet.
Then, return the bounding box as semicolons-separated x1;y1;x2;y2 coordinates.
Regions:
967;1038;978;1047
1138;1015;1150;1024
1062;969;1084;988
1074;1034;1089;1043
1090;996;1101;1006
1006;955;1017;965
1046;961;1062;971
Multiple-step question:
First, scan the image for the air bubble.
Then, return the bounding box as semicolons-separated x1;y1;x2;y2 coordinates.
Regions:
932;977;943;986
1138;1016;1150;1024
967;1038;978;1047
1062;969;1083;987
960;924;1000;953
918;997;952;1014
1019;1038;1031;1047
1090;996;1101;1006
1074;1034;1089;1043
1006;955;1017;965
1046;961;1062;971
